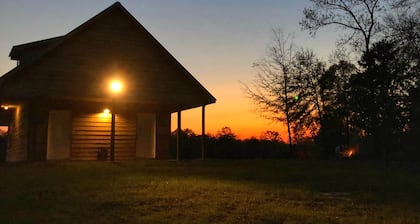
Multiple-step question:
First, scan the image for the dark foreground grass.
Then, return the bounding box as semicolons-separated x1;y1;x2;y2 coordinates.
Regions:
0;160;419;224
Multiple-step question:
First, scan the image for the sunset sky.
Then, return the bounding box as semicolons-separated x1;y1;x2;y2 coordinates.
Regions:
0;0;340;140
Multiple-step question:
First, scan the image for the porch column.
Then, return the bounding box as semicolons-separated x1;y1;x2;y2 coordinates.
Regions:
201;105;206;160
155;112;171;159
176;111;181;161
110;100;116;161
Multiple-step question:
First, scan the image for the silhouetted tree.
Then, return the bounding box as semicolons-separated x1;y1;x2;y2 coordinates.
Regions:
301;0;420;55
170;126;308;159
216;126;236;140
288;49;325;139
384;2;420;160
301;0;383;54
299;1;419;160
384;0;420;58
349;39;414;160
170;128;201;159
317;60;357;157
244;29;296;151
245;29;331;150
260;130;282;142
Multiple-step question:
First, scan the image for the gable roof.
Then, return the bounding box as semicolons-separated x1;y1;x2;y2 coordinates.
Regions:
9;36;64;61
0;2;216;112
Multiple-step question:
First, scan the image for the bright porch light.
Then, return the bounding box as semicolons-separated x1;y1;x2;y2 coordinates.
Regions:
1;105;16;110
110;80;123;93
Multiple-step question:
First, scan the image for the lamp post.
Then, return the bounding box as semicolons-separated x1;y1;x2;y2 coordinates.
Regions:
109;80;122;161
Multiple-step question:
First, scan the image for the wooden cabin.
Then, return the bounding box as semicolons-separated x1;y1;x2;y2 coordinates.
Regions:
0;2;216;161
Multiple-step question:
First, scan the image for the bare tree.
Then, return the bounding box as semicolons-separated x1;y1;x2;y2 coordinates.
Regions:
216;126;236;140
384;0;420;59
300;0;383;54
289;49;326;138
260;130;282;142
243;29;295;150
244;29;329;148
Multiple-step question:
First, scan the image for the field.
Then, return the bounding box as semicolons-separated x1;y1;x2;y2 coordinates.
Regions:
0;160;419;223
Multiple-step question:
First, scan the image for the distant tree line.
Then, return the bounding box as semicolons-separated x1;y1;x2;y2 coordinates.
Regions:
244;0;420;161
170;127;320;160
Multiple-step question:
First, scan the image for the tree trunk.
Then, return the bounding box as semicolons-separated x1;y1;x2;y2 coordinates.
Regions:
284;73;293;152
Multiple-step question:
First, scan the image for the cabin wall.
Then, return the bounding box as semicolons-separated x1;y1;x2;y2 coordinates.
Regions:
0;3;216;163
71;112;136;160
155;112;171;160
47;110;72;160
114;114;137;160
6;104;28;162
0;7;214;108
27;105;48;161
136;113;156;159
71;113;111;160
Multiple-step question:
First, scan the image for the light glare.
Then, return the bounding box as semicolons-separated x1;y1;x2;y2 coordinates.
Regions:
110;80;122;93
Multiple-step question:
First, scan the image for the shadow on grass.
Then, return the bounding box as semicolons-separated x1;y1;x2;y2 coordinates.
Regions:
1;160;419;223
88;159;420;206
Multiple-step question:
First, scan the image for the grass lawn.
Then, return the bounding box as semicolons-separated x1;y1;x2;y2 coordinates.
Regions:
0;160;419;223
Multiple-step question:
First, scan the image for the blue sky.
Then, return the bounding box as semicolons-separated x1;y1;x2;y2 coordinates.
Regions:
0;0;339;138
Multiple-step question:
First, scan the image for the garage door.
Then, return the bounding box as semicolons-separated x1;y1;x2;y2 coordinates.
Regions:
71;113;136;160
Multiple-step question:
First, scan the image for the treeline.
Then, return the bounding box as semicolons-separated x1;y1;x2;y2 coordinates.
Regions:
245;38;420;161
244;0;420;161
170;127;318;160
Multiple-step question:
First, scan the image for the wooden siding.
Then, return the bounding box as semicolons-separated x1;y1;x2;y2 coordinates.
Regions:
0;2;216;162
71;113;136;160
47;110;72;160
136;113;156;159
155;112;171;159
6;104;28;161
27;105;49;161
9;36;64;65
28;121;48;161
115;114;137;160
0;3;215;112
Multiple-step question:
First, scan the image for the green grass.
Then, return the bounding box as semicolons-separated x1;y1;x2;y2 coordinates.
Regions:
0;160;419;223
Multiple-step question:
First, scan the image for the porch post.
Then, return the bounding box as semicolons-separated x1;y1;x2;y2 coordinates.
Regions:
201;105;205;160
110;100;116;161
176;111;181;161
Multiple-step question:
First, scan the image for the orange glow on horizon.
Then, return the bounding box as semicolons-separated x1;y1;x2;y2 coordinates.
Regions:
168;82;290;140
170;104;288;140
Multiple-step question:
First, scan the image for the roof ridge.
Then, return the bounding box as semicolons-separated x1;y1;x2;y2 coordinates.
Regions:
9;36;65;59
0;1;216;106
1;2;126;83
10;36;65;49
